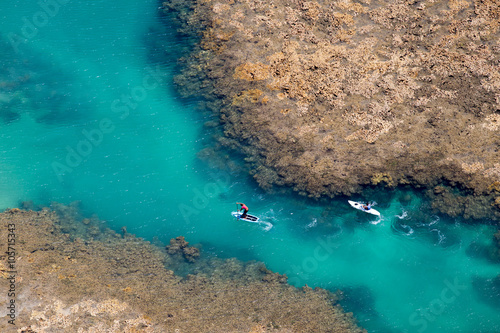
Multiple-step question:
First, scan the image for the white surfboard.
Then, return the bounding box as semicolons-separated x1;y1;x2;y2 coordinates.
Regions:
231;212;273;231
348;200;381;216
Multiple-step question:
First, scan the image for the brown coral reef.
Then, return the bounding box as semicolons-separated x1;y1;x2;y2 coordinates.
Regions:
165;0;500;218
166;235;201;262
0;206;364;333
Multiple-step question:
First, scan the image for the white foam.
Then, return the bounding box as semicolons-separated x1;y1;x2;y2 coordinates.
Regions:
396;210;408;219
260;221;273;231
431;229;446;244
428;216;439;226
246;219;273;231
306;218;317;229
405;225;415;235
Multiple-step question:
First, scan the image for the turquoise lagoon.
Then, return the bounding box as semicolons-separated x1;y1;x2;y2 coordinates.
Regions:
0;1;499;332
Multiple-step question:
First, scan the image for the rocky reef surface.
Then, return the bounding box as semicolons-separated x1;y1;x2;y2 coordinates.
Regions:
163;0;500;220
0;205;364;333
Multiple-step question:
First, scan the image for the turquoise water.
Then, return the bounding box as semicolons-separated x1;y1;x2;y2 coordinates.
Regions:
1;1;499;332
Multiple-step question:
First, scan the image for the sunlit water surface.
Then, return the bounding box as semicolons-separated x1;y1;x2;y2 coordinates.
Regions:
0;1;499;332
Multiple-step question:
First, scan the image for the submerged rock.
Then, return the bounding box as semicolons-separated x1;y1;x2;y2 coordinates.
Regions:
166;235;200;262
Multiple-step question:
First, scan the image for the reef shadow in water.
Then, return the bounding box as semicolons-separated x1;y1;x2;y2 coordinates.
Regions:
466;241;494;261
197;240;259;263
335;285;401;333
0;38;95;126
472;275;500;309
337;285;378;318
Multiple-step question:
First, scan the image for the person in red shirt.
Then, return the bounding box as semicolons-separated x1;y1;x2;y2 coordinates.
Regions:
236;202;249;218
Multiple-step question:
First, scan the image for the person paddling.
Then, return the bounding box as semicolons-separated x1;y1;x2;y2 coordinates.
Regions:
362;202;371;210
236;202;249;219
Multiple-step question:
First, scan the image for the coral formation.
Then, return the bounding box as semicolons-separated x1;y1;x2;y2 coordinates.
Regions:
163;0;500;220
0;206;364;332
166;236;200;262
370;173;395;188
428;185;497;220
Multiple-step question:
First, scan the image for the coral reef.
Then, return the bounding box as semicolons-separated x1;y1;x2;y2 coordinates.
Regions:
0;206;364;332
427;185;496;220
164;0;500;219
166;236;200;262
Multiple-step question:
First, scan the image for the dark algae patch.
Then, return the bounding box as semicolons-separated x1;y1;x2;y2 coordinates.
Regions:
164;0;500;220
0;207;365;332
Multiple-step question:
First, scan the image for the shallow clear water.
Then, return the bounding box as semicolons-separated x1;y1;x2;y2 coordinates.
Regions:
1;1;499;332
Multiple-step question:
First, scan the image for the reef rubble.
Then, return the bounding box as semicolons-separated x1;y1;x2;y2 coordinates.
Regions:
0;206;364;333
163;0;500;220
